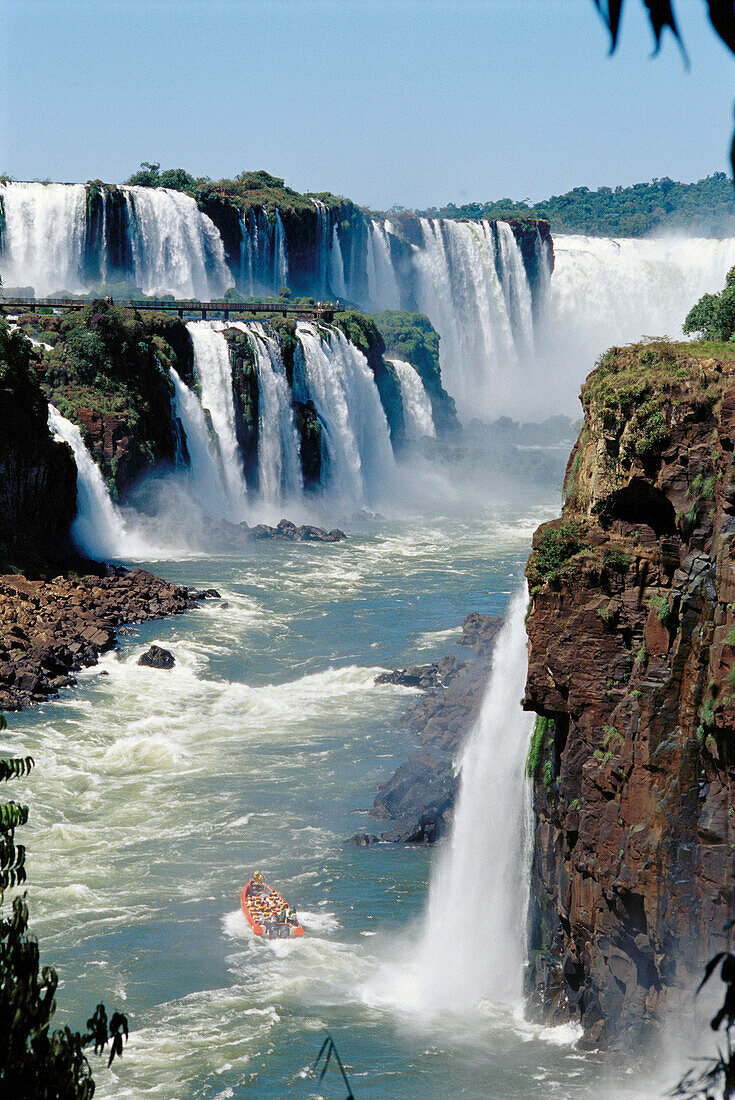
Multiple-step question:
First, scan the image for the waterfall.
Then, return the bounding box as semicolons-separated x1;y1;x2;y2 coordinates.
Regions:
296;322;396;502
329;224;347;299
0;182;88;295
366;219;402;310
415;587;534;1011
410;218;518;420
47;405;131;559
274;210;288;290
124;187;231;299
233;322;303;502
169;367;234;519
496;220;535;358
311;199;330;295
390;358;436;440
186;321;248;520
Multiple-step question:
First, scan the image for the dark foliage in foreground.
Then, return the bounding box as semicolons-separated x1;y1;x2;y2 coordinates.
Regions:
0;716;128;1098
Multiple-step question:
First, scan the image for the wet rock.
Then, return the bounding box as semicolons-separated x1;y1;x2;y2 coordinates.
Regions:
0;566;204;710
137;645;176;670
345;833;381;847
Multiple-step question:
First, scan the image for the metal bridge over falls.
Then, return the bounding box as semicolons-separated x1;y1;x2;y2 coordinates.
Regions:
0;296;337;322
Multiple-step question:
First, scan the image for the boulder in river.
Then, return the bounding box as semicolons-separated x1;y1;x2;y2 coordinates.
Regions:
137;645;176;670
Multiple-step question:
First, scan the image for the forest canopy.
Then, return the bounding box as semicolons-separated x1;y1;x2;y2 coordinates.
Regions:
415;174;735;237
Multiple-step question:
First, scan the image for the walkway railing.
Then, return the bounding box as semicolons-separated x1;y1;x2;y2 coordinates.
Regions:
0;296;336;321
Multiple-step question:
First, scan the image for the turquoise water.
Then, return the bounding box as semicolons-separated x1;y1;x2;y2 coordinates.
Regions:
6;507;659;1099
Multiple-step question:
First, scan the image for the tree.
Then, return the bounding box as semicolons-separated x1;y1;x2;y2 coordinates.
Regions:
0;716;127;1098
591;2;735;173
683;267;735;340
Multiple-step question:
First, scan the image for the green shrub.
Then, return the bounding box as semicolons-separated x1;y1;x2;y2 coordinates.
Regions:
526;715;554;779
527;519;585;592
648;591;672;624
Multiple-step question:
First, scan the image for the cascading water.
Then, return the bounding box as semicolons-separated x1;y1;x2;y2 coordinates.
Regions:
311;199;331;295
169;367;235;519
414;587;534;1011
233;321;303;502
124;187;232;299
296;322;396;502
0;182;88;295
47;405;133;559
186;321;248;521
274;210;288;289
329;224;347;299
390;358;436;440
496;220;535;358
409;218;519;420
366;219;402;310
0;181;232;298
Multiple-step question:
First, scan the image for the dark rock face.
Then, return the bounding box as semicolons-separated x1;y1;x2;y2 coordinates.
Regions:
137;644;175;669
0;568;206;710
369;615;502;843
523;343;735;1050
0;322;77;570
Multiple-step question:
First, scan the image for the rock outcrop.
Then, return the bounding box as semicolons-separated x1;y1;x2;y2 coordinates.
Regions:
523;341;735;1050
0;319;77;571
137;644;176;669
368;613;502;843
0;568;213;710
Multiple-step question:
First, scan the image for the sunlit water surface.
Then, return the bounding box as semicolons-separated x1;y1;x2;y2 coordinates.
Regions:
8;505;659;1099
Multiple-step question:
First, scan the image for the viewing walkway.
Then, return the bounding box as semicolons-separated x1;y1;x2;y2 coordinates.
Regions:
0;296;336;322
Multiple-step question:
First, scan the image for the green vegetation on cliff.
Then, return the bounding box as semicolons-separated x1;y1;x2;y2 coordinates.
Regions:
372;310;459;434
684;265;735;341
417;173;735;237
16;302;186;494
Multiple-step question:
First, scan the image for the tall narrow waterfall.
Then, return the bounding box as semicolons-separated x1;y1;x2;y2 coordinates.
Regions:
296;322;396;503
410;219;519;420
416;588;534;1010
311;199;331;295
235;322;303;502
330;224;347;299
366;220;402;310
274;210;288;289
47;405;132;559
169;367;234;519
0;182;88;295
496;221;535;358
186;321;248;521
390;358;436;440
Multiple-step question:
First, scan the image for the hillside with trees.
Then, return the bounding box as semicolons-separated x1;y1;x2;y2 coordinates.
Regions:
415;174;735;238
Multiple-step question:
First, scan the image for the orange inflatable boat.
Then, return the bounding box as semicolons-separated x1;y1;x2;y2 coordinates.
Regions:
241;877;305;939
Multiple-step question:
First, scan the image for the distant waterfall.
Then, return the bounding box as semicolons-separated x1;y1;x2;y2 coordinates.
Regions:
416;587;534;1010
124;187;231;298
330;224;347;298
238;207;289;295
496;220;535;358
47;405;132;559
296;322;396;502
366;219;402;310
169;367;234;519
312;199;331;295
274;210;288;289
390;358;436;440
235;322;303;501
0;181;232;298
0;182;88;295
186;321;248;521
409;219;519;419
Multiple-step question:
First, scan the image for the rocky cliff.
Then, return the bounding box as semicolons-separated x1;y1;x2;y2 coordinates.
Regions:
523;341;735;1049
0;318;77;571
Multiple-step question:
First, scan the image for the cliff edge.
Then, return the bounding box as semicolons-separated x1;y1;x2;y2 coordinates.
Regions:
523;341;735;1049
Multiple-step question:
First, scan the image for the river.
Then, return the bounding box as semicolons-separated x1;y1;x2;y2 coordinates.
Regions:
6;497;661;1100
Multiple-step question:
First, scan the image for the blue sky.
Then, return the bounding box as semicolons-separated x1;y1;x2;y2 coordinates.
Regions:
2;0;734;209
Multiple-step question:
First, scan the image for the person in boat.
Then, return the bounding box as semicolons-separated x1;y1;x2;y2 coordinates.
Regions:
278;904;288;924
287;907;298;925
251;870;266;895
